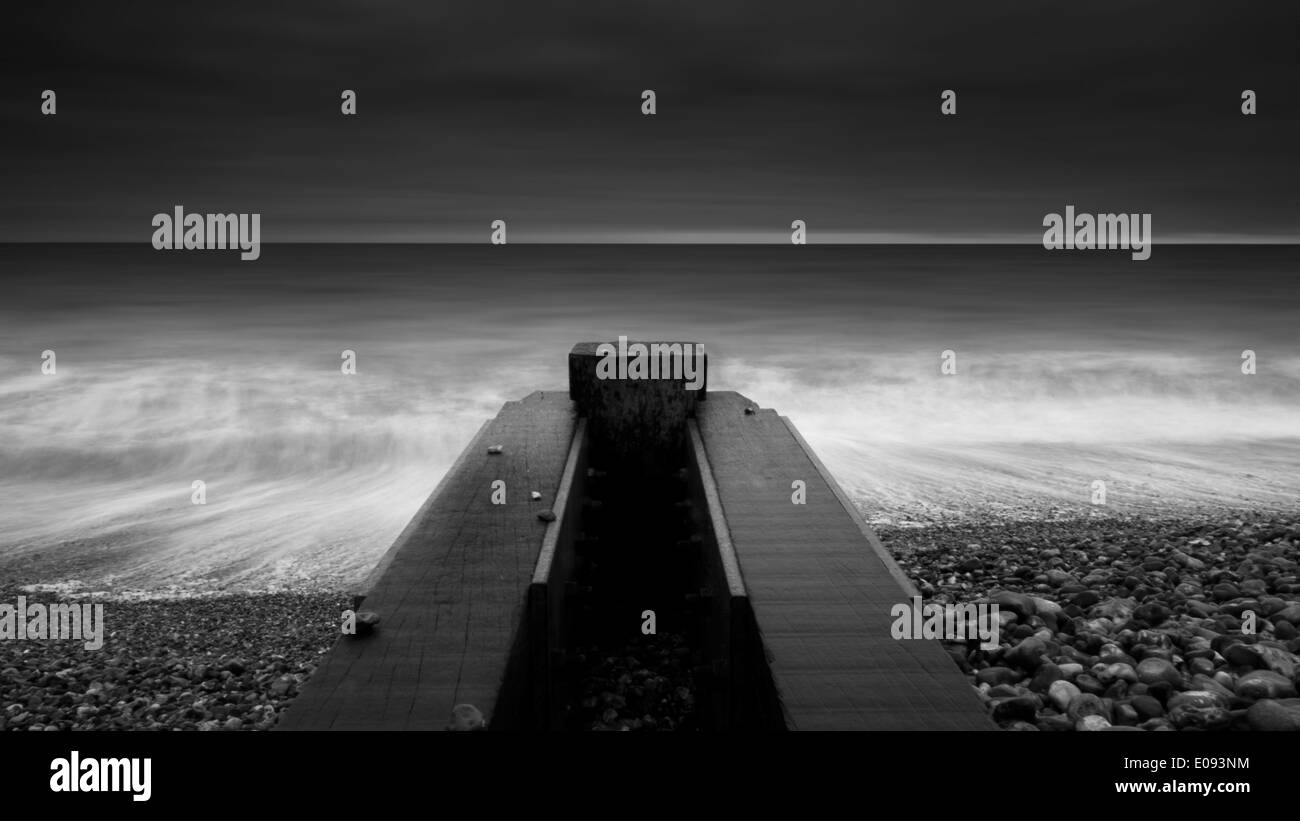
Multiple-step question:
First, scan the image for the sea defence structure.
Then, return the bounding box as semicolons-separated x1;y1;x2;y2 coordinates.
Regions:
278;343;992;730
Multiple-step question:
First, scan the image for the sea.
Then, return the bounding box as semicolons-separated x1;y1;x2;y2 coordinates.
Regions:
1;244;1296;594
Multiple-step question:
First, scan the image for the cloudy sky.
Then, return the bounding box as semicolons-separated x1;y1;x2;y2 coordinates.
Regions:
3;1;1298;242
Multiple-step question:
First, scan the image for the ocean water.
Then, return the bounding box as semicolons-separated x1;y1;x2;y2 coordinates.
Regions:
1;244;1297;593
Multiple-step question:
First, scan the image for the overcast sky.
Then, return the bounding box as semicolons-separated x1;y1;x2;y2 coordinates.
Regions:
3;1;1298;242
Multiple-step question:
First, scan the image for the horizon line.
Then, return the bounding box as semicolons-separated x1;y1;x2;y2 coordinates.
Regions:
3;238;1299;246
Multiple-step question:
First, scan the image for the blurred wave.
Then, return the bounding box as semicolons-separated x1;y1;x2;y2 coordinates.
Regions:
1;244;1296;591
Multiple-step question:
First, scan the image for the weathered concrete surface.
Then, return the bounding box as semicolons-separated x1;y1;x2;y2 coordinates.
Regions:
569;341;705;472
696;391;994;730
277;391;576;730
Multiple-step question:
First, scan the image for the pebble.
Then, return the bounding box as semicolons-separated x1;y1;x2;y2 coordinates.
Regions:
1167;691;1231;730
0;590;349;731
1057;663;1084;679
1245;698;1300;731
1076;715;1111;731
1223;643;1265;669
1129;694;1164;720
448;704;486;731
1047;680;1080;712
1066;693;1107;723
975;666;1020;687
991;696;1039;723
1029;663;1064;692
1135;657;1181;687
1004;637;1048;671
1234;670;1297;700
991;591;1038;620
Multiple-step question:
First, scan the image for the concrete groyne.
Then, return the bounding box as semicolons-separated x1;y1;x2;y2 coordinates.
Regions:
278;343;992;730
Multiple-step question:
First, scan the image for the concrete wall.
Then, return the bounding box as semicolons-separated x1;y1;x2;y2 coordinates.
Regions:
517;420;590;729
686;420;787;730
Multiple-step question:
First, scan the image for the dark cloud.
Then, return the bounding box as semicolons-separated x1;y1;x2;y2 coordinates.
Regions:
3;1;1298;241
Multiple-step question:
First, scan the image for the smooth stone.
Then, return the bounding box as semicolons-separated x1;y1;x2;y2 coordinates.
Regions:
447;703;486;731
1076;714;1112;731
1132;603;1171;626
1130;694;1164;719
1136;657;1182;687
1167;691;1232;730
1005;637;1049;671
1058;662;1084;680
1066;693;1107;723
1113;702;1140;725
1245;698;1300;731
1212;583;1240;602
1029;663;1065;693
1002;720;1040;731
1276;621;1299;641
1235;670;1297;700
1071;591;1101;609
991;695;1040;723
1253;644;1298;678
1048;680;1081;712
991;591;1038;620
1076;674;1106;696
1169;703;1232;730
1190;675;1236;702
1133;646;1174;663
1098;650;1139;668
1095;597;1136;621
1045;570;1074;587
1241;579;1268;597
1037;714;1075;732
1136;629;1173;649
1223;643;1265;670
269;677;293;697
1216;615;1243;633
975;666;1020;687
1169;690;1229;711
1258;597;1286;616
1104;681;1131;700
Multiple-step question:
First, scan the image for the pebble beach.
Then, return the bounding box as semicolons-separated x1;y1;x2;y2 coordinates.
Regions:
0;591;347;731
3;513;1298;731
883;514;1300;731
